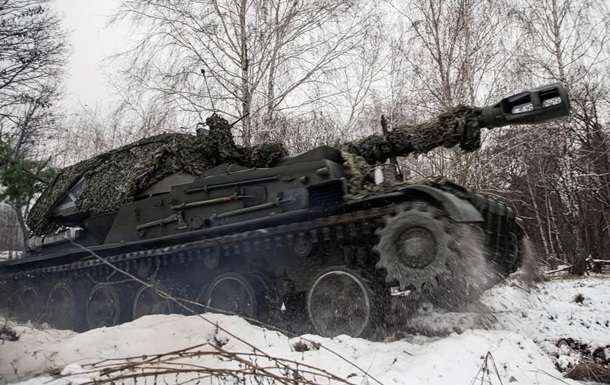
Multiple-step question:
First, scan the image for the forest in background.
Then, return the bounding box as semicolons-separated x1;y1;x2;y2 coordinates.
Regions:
0;0;609;272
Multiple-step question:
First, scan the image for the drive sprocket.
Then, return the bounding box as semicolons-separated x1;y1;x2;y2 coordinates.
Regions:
375;202;490;308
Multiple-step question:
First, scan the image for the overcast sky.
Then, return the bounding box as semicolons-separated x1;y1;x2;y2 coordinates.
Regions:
53;0;125;109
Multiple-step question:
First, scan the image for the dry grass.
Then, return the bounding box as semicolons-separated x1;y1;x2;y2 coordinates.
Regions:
565;360;610;383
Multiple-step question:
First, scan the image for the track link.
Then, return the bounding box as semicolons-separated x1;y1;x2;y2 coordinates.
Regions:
1;206;396;280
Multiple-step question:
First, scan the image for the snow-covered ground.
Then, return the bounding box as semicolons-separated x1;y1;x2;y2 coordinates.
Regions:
0;251;21;262
1;274;608;385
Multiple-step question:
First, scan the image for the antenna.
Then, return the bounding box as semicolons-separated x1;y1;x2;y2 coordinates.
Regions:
230;113;250;127
201;67;216;112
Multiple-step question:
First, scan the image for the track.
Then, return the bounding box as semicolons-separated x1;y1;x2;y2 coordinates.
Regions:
2;205;394;279
0;205;389;334
0;200;509;338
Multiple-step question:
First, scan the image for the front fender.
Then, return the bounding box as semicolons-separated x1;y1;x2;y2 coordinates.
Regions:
400;185;483;223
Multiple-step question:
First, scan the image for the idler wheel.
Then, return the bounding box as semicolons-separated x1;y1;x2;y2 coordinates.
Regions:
7;284;43;322
86;284;121;329
46;282;78;330
307;267;375;338
132;284;172;319
204;273;258;318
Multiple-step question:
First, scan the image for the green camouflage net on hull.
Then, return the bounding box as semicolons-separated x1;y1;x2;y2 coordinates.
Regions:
27;115;288;236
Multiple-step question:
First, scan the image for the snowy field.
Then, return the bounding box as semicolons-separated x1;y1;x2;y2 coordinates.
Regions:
1;274;609;385
0;251;21;262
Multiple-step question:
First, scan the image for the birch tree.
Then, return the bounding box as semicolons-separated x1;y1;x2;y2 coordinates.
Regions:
113;0;378;146
508;0;610;268
381;0;515;186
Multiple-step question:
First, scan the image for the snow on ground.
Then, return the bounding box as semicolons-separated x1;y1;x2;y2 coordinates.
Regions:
1;274;609;385
0;251;21;262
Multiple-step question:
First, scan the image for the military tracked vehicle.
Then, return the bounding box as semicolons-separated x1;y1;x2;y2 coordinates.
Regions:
0;83;570;337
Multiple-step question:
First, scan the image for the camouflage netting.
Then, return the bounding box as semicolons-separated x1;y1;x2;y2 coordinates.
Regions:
27;115;288;235
28;107;484;236
338;106;482;164
341;146;450;199
337;106;483;195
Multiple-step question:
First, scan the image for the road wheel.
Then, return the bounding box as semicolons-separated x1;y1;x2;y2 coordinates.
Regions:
7;284;43;323
86;283;121;329
204;273;259;318
132;284;172;319
46;282;79;330
307;267;378;338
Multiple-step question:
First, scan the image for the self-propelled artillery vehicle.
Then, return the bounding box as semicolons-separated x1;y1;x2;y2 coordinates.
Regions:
0;83;570;337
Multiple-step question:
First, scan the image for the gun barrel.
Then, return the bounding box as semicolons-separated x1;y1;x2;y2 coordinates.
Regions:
479;83;571;128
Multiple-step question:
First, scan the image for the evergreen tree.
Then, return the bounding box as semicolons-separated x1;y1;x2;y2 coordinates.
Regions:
0;0;67;245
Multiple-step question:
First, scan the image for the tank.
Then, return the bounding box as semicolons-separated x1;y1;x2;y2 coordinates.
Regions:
0;83;570;337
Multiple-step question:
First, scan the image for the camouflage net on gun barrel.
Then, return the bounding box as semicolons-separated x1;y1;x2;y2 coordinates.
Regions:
338;106;482;164
337;106;482;194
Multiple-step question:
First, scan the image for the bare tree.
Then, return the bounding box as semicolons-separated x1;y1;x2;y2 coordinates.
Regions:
0;0;67;243
112;0;378;146
507;0;610;270
388;0;516;109
0;0;66;126
377;0;516;186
